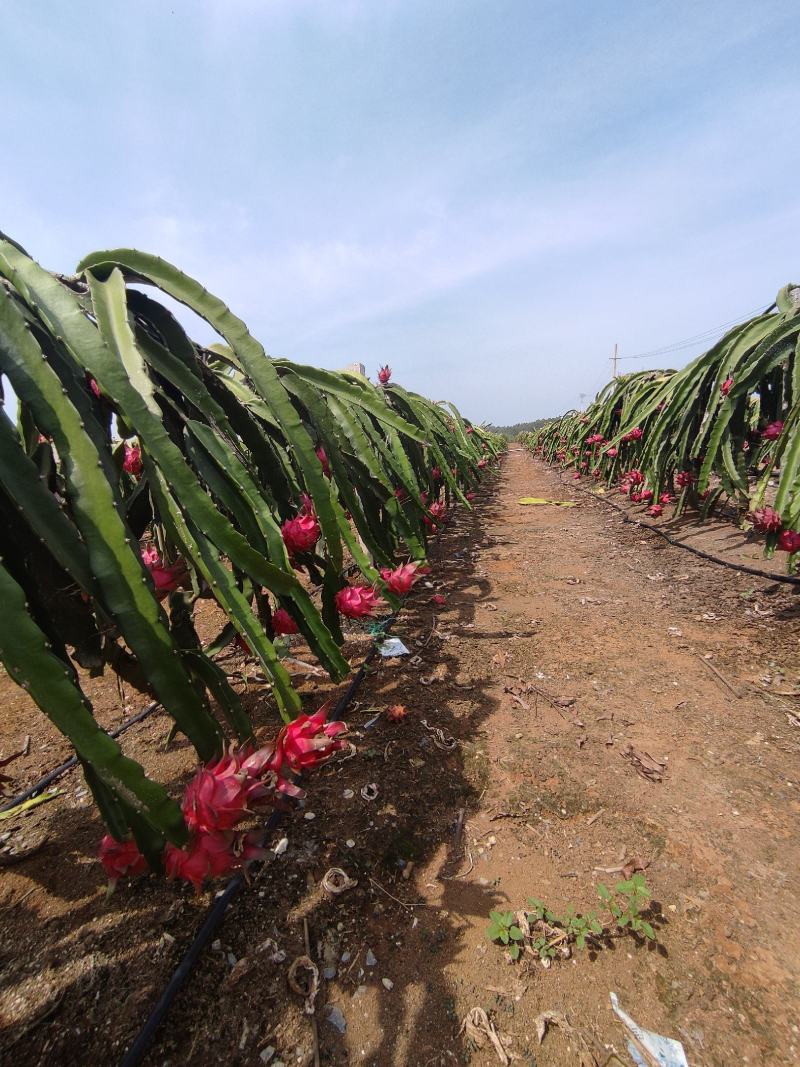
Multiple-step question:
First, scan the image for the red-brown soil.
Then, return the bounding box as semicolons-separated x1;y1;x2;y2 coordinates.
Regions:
1;446;799;1066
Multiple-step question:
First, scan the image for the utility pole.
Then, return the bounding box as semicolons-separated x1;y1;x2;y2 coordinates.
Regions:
611;342;619;379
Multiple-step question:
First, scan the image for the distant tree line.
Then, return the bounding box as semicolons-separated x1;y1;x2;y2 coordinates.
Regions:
486;417;556;438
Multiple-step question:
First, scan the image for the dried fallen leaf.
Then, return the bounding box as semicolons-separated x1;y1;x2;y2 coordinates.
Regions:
534;1011;600;1066
459;1007;510;1064
621;743;666;782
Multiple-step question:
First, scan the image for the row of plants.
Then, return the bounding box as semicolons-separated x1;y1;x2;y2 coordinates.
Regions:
0;232;503;884
522;284;800;570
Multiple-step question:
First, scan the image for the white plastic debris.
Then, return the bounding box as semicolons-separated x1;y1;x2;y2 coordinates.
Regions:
272;837;289;856
365;949;377;967
609;992;689;1067
378;637;410;658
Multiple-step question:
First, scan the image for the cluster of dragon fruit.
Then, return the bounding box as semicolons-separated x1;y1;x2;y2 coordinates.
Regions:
99;364;500;891
535;413;799;557
99;704;347;891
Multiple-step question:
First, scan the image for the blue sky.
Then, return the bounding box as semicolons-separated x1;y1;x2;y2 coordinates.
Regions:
2;1;799;423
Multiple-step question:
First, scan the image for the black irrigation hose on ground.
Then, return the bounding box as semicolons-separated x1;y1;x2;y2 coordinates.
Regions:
551;467;800;588
119;613;398;1067
0;700;160;814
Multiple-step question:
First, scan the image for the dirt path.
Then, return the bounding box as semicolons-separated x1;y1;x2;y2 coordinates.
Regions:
3;447;799;1066
330;446;800;1066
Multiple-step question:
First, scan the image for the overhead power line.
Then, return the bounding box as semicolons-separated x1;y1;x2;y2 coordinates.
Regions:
616;304;771;362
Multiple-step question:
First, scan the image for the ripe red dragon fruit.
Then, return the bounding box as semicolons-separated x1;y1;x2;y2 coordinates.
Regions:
640;489;653;503
431;466;442;481
572;472;581;480
625;469;645;485
380;562;420;596
466;491;476;502
123;444;143;477
87;376;102;400
676;471;694;488
748;506;782;533
335;585;384;618
377;364;392;385
425;501;447;527
630;491;643;503
586;433;604;445
647;504;663;517
605;446;618;458
281;507;321;555
272;607;299;635
720;377;734;396
777;529;800;553
98;834;148;888
182;751;271;833
621;427;643;442
659;493;674;504
315;446;331;478
149;560;187;597
164;831;265;892
141;544;160;568
761;421;784;441
477;458;488;469
272;701;348;775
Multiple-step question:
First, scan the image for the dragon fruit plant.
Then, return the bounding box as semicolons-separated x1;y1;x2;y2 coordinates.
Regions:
0;232;500;858
524;283;800;571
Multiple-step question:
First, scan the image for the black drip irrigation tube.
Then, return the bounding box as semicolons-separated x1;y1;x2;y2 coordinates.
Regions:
119;613;398;1067
0;700;160;815
552;467;800;588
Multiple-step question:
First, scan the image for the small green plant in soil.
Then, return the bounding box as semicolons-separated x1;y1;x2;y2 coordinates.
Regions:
486;910;525;959
487;874;657;962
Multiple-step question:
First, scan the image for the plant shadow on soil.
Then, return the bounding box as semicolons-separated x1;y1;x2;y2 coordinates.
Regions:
0;474;515;1067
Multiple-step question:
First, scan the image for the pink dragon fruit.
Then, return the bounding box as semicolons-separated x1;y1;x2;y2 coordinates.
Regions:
164;831;265;892
377;364;392;385
720;377;733;396
335;585;384;618
749;506;782;533
149;560;187;597
315;446;331;478
123;444;143;477
98;835;148;888
647;504;663;517
141;544;160;568
761;421;784;441
271;702;348;775
281;507;321;555
425;501;448;527
380;563;420;596
621;427;643;443
777;529;800;553
272;607;299;636
182;752;271;833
